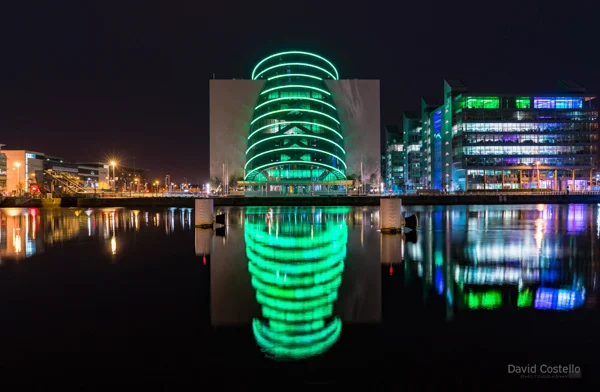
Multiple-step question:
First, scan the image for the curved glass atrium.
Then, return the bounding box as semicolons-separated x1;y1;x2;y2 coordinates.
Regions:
244;51;347;192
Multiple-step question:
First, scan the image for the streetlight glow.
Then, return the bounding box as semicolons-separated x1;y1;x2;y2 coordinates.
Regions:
109;161;117;192
13;162;22;196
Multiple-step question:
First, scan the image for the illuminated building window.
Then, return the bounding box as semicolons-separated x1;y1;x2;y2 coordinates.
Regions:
516;97;530;108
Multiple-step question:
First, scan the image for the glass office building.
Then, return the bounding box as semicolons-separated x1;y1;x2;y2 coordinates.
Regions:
402;113;422;192
244;51;349;195
405;80;599;191
384;125;404;192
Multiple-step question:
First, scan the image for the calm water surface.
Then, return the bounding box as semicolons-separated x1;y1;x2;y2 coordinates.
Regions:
0;204;598;385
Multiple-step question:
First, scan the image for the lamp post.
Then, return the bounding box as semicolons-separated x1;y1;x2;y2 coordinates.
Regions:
14;162;21;196
110;161;117;192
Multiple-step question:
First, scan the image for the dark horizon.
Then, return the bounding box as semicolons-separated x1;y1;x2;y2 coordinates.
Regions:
1;2;599;183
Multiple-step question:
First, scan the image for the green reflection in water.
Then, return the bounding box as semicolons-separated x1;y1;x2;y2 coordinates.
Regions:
246;207;348;360
465;290;502;309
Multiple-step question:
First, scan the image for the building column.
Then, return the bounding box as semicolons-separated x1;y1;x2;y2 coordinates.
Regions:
483;170;487;190
465;171;469;191
590;169;593;191
554;169;558;191
519;170;522;189
572;169;575;190
501;170;505;190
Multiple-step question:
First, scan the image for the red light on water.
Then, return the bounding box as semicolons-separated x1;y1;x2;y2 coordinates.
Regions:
389;266;393;276
203;256;207;265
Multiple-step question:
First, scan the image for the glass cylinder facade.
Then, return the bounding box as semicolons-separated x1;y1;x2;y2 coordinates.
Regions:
245;51;346;183
245;207;347;360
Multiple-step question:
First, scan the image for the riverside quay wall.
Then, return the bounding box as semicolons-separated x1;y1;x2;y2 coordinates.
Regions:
71;193;600;208
4;194;600;209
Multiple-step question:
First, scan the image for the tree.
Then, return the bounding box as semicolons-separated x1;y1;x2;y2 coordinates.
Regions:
210;177;222;192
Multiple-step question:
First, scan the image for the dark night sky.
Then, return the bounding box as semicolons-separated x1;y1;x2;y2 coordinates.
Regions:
1;1;599;183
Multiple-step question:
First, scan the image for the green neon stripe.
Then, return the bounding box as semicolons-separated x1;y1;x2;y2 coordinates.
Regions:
254;96;337;111
255;291;339;312
247;246;347;268
246;248;346;275
262;304;334;322
268;74;323;81
269;319;325;333
250;262;344;288
246;134;345;155
244;206;351;215
253;318;341;359
245;223;348;248
252;51;339;80
261;85;331;96
253;62;337;81
245;160;346;181
245;147;347;170
247;243;346;266
250;108;340;126
254;317;340;346
246;244;346;275
249;121;343;140
251;276;342;299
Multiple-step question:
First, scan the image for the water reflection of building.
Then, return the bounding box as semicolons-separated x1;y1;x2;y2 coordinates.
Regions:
402;205;599;318
0;208;44;261
0;207;193;262
245;206;348;360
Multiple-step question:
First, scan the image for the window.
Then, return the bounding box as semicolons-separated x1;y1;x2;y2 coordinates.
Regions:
516;97;530;109
463;96;500;109
534;97;583;109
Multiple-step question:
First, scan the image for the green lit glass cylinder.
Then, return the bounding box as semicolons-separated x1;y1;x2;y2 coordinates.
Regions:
245;207;348;360
245;51;346;183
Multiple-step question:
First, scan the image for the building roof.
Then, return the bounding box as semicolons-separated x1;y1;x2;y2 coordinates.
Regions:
558;80;586;93
446;79;466;89
402;111;420;119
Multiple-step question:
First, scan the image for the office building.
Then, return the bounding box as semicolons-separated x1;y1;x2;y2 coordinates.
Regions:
384;125;404;192
2;150;45;195
402;112;423;191
0;144;6;194
78;162;146;192
405;80;599;191
210;50;381;195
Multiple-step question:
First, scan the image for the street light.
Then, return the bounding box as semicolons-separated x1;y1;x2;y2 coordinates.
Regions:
13;162;21;196
110;161;117;192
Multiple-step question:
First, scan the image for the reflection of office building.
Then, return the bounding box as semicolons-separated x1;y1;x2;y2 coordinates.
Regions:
245;206;348;360
0;208;42;261
403;205;599;317
404;80;599;191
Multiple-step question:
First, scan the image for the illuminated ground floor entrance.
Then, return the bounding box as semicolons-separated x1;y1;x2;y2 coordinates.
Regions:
238;180;353;196
456;168;596;192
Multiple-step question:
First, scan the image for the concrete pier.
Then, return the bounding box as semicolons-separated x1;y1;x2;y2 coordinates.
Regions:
195;228;212;256
380;198;403;233
380;233;404;265
195;199;214;228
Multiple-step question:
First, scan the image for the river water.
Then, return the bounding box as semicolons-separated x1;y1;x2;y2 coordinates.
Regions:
0;204;598;385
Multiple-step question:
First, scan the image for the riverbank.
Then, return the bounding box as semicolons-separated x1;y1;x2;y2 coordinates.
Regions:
3;193;599;209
